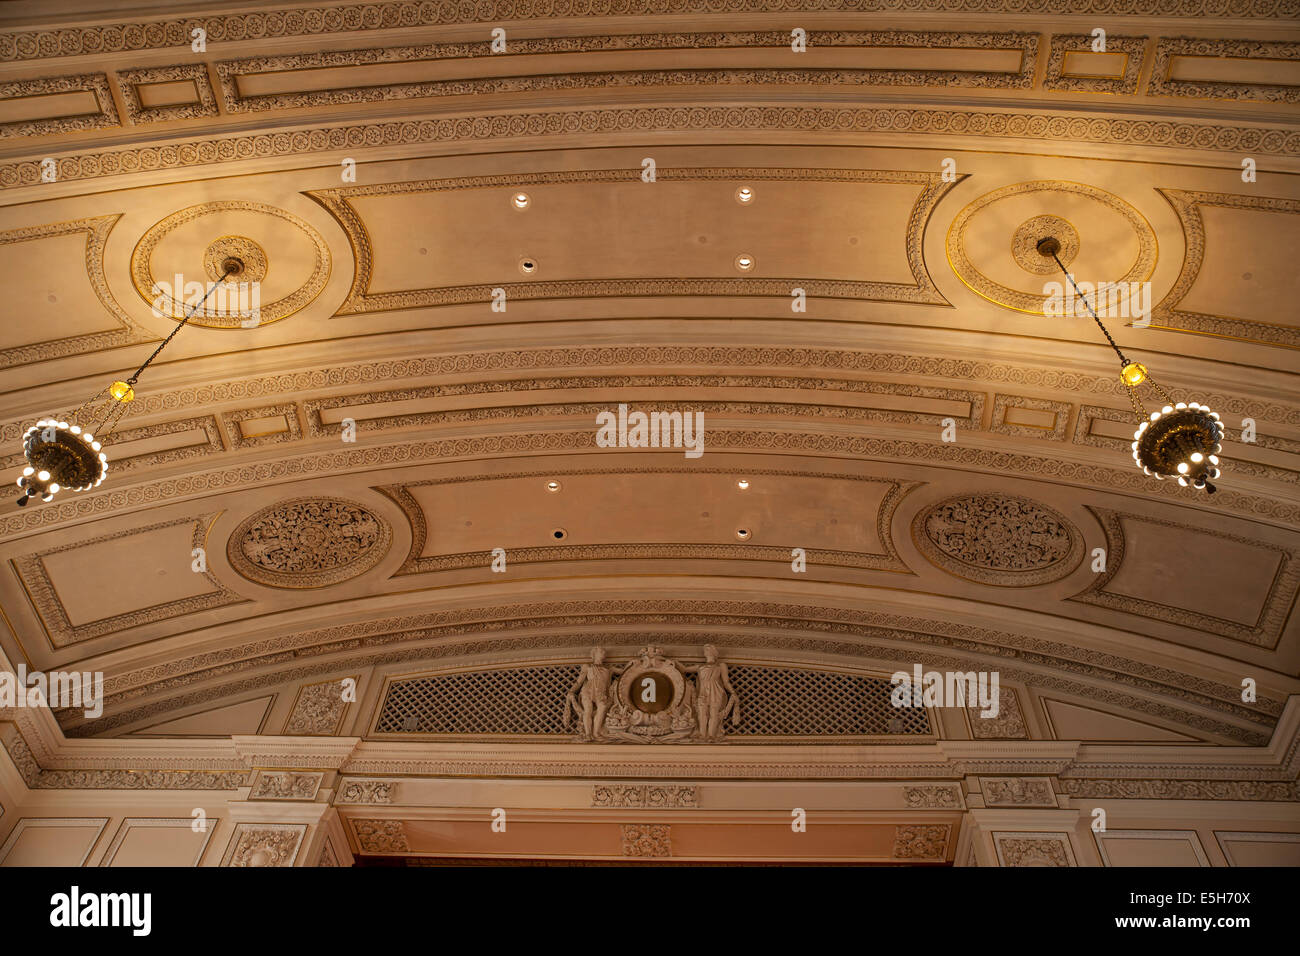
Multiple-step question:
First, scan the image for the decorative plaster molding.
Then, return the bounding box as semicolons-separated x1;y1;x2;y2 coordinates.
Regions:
249;770;323;800
981;777;1057;807
1044;35;1146;94
592;784;700;808
24;422;1279;558
947;180;1158;315
0;74;118;139
116;63;219;123
352;818;408;853
893;823;950;860
1147;38;1300;103
912;493;1084;587
1155;190;1300;348
990;394;1072;442
227;497;392;589
317;838;340;867
3;725;247;789
1074;507;1298;648
1060;778;1298;801
218;31;1036;115
903;785;963;808
0;2;1287;66
220;403;302;451
129;200;331;328
337;780;395;805
283;678;357;736
304;374;984;438
0;215;152;371
994;832;1075;866
969;689;1029;740
222;823;306;867
0;414;224;478
8;347;1291;444
13;513;245;648
621;823;671;857
5;105;1295;193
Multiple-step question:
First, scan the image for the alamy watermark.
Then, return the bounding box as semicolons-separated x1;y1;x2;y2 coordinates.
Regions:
595;404;704;459
1043;279;1151;327
890;664;1000;718
151;274;261;327
50;886;150;936
1;665;103;719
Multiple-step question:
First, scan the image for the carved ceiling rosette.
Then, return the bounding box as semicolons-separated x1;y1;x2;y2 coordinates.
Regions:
912;493;1084;586
227;497;391;589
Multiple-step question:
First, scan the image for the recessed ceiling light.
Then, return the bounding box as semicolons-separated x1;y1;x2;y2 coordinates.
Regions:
735;254;755;272
519;257;538;274
735;186;755;204
546;480;561;492
737;479;750;490
512;192;530;210
735;528;751;540
551;528;567;540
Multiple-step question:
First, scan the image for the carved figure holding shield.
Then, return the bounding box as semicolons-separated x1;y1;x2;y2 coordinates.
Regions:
566;647;618;741
685;644;740;741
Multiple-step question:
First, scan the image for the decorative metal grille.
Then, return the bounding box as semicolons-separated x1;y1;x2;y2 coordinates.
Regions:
375;665;581;735
728;666;929;736
375;663;931;738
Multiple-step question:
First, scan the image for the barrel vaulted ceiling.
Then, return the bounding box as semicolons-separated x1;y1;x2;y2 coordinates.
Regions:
0;0;1297;785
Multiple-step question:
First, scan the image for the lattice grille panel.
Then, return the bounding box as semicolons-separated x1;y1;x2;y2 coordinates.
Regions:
375;663;930;737
375;665;581;735
728;665;930;736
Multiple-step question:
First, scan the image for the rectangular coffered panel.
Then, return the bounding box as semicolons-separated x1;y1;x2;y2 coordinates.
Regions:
12;514;242;648
404;473;893;558
356;180;918;290
1076;510;1299;648
1176;204;1300;329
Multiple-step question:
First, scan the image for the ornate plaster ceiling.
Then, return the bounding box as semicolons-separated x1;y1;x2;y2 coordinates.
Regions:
0;0;1297;864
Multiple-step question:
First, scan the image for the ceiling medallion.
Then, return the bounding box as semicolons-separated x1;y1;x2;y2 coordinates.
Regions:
227;497;392;589
130;200;330;329
947;181;1156;314
204;236;268;283
14;260;239;506
1011;215;1078;275
1037;237;1223;492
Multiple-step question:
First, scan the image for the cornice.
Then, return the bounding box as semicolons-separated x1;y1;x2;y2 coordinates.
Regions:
3;102;1296;193
232;734;361;770
0;0;1290;70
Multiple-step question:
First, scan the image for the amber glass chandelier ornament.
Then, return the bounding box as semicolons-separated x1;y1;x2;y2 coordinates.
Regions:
1037;238;1223;493
15;260;242;506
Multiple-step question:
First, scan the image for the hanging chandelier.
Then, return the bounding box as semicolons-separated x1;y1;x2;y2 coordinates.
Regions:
1037;237;1223;494
15;259;243;506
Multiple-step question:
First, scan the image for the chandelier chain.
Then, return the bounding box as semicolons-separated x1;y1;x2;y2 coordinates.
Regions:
125;265;236;386
1050;252;1129;367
